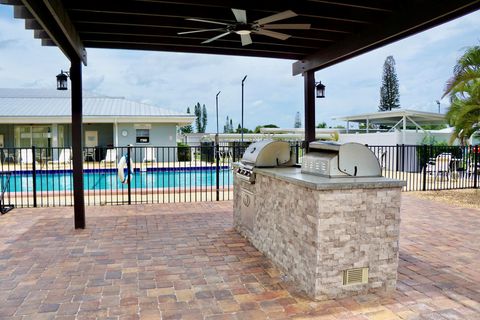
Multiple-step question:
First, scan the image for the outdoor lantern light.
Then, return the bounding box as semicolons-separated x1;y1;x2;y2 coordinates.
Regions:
56;70;69;90
315;81;325;98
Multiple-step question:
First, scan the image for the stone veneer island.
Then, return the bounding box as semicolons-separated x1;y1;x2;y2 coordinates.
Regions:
234;167;406;300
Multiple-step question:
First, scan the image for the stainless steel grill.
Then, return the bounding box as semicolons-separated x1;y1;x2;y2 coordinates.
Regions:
235;140;293;183
301;141;381;178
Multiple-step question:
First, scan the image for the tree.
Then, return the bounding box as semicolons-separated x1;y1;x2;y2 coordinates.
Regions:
193;102;208;133
194;103;202;132
180;107;194;134
223;116;234;133
201;104;208;132
379;56;400;111
236;124;252;133
294;112;302;128
443;45;480;145
316;122;327;128
254;124;279;133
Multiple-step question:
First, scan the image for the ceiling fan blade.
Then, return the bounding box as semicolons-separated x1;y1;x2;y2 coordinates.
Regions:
240;34;252;46
178;28;224;35
186;18;229;26
263;23;310;30
253;29;291;40
255;10;297;25
202;31;232;44
232;8;247;23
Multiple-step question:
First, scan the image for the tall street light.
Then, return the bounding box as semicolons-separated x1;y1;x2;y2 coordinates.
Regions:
436;100;441;113
216;91;221;135
241;75;247;143
215;91;221;202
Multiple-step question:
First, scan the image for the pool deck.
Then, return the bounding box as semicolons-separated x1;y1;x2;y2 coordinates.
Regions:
0;195;479;319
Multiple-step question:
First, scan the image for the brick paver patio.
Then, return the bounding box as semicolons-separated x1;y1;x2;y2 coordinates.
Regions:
0;195;478;319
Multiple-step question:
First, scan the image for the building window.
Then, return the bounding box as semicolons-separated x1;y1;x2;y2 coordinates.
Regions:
14;125;52;148
136;129;150;143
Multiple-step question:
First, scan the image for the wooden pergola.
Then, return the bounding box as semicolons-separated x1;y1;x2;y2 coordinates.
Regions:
2;0;479;228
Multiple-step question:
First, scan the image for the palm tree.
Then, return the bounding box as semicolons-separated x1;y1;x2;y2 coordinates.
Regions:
443;45;480;145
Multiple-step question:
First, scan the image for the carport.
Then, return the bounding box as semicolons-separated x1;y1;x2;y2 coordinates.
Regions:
2;0;479;228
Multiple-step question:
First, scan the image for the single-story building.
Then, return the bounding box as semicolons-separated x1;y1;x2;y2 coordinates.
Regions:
0;88;195;162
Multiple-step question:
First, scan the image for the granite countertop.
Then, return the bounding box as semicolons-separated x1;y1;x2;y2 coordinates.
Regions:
254;166;406;190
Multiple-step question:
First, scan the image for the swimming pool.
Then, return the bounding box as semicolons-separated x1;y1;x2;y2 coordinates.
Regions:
2;167;233;192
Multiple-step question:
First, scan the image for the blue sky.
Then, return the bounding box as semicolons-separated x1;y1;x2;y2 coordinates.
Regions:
0;6;479;132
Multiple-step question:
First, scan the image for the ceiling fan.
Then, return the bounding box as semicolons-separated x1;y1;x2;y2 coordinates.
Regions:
178;8;310;46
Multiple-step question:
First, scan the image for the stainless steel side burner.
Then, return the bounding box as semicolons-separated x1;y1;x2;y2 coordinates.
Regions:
301;141;381;178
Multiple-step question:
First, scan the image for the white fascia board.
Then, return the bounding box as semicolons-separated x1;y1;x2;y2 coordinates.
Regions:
0;116;196;125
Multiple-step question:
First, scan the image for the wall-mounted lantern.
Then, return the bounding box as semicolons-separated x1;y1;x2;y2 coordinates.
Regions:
315;81;325;98
56;70;70;90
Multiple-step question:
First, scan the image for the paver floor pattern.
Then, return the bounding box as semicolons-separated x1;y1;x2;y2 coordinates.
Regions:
0;195;478;319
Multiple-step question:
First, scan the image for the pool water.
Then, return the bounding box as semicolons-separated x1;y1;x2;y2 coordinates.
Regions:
2;168;233;192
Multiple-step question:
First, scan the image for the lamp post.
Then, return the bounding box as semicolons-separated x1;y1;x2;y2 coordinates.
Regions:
436;100;440;113
215;91;221;201
216;91;221;135
241;75;247;143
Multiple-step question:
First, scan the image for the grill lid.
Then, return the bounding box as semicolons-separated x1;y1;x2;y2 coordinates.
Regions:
241;140;292;167
303;141;381;177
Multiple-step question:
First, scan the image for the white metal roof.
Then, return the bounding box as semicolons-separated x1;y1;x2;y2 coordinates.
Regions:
0;88;195;125
332;109;447;125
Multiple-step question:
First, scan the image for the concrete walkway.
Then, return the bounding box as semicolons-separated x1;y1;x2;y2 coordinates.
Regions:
0;195;478;319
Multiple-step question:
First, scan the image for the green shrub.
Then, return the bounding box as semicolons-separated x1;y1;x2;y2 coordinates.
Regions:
177;142;191;161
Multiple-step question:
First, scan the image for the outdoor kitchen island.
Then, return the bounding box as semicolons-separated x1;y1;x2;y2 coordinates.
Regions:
233;142;406;301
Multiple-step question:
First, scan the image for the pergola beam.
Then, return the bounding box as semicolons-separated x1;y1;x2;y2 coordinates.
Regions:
292;0;480;75
24;18;41;30
66;0;380;25
70;10;357;35
20;0;87;65
42;0;87;65
13;5;32;19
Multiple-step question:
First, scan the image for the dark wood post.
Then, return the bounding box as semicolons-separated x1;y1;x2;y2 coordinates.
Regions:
304;70;315;153
70;57;86;229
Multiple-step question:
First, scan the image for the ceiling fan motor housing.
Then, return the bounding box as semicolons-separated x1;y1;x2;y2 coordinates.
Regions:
230;23;256;34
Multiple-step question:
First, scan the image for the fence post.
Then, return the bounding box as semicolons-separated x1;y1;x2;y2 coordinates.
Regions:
127;146;132;205
215;136;220;201
31;146;37;208
422;144;427;191
474;146;478;189
395;144;399;172
295;142;299;164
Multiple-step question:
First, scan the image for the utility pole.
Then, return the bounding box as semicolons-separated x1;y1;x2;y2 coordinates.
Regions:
241;75;247;143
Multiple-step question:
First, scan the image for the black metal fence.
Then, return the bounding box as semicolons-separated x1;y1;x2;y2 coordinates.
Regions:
0;143;477;209
368;144;479;191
